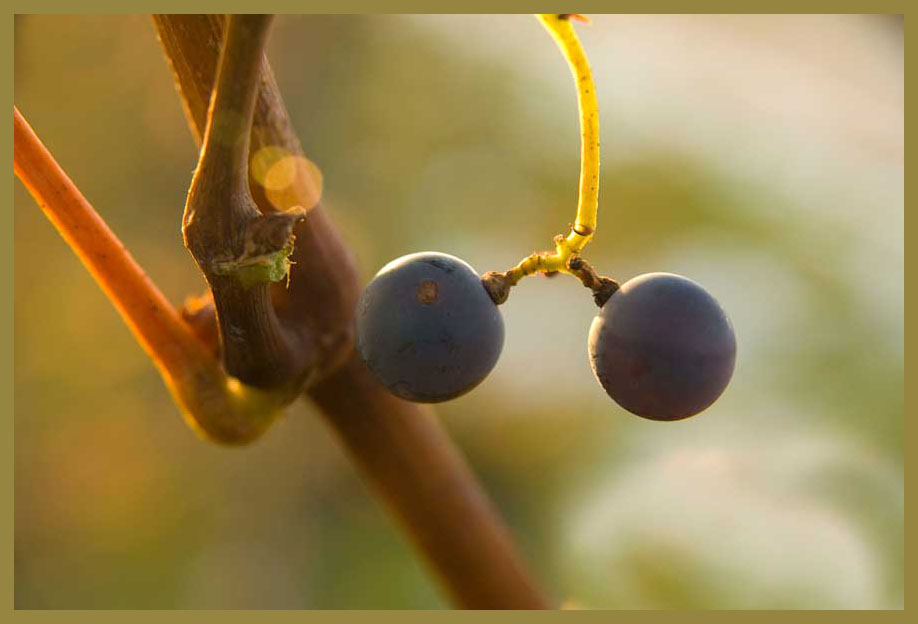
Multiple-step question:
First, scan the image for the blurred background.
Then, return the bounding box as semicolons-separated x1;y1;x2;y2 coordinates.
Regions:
14;14;903;609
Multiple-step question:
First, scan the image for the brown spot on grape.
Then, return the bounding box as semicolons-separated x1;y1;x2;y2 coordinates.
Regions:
417;280;439;304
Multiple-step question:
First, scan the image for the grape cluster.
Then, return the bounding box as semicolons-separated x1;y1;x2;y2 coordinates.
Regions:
355;254;735;420
354;15;736;420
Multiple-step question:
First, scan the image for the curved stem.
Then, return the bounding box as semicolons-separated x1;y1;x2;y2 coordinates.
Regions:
486;14;602;299
538;13;600;250
13;106;284;444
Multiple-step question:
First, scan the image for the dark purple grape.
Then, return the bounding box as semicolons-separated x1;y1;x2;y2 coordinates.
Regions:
356;252;504;403
588;272;736;421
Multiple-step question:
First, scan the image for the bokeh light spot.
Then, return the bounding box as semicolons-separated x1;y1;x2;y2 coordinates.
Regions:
250;146;323;211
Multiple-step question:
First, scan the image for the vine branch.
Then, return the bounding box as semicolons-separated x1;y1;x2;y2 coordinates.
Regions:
153;14;551;609
184;14;314;392
16;13;553;608
154;14;353;384
13;106;284;444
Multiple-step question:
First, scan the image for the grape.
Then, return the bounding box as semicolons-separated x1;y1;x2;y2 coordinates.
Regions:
588;272;736;421
356;252;505;403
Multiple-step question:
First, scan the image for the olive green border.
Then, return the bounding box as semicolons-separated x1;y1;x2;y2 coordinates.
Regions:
4;2;908;619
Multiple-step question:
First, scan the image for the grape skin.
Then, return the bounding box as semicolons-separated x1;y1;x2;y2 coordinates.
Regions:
588;272;736;421
356;252;505;403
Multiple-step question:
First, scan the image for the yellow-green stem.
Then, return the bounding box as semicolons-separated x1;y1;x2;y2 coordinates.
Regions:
538;13;600;253
499;14;601;289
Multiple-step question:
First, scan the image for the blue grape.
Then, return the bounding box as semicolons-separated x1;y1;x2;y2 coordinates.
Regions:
356;252;504;403
588;272;736;421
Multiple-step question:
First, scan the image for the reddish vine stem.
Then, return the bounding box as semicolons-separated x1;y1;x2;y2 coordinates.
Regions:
14;108;283;443
153;14;551;609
